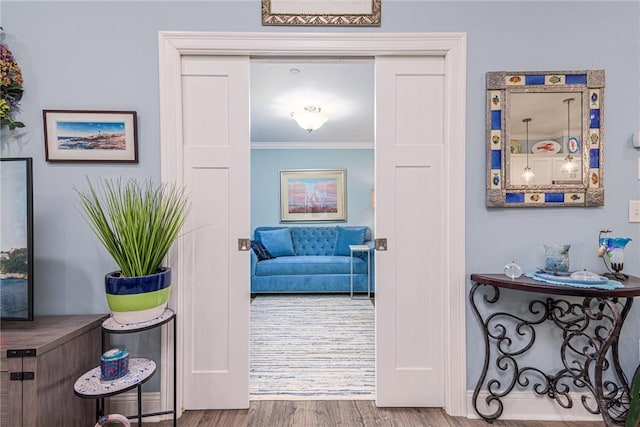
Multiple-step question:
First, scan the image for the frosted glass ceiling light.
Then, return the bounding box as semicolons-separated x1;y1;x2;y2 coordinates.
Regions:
291;105;328;133
522;117;535;182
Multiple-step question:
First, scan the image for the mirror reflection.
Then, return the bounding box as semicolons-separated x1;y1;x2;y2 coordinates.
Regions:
486;70;605;208
508;92;583;186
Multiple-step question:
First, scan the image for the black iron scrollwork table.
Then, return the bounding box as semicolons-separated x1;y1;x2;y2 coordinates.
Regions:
470;273;640;426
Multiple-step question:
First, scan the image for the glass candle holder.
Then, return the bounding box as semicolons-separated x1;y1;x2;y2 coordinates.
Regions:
600;237;632;278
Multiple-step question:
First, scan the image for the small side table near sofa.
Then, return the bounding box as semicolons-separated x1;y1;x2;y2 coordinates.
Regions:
349;244;371;299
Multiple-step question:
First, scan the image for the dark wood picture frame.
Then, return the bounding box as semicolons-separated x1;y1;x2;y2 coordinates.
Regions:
43;110;138;163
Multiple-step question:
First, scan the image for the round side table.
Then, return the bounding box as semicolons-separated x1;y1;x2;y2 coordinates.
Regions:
74;357;156;425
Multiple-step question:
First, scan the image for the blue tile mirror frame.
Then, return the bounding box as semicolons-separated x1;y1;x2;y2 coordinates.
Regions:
486;70;605;208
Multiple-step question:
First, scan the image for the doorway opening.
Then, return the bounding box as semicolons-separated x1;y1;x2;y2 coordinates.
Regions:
249;57;376;400
158;31;467;415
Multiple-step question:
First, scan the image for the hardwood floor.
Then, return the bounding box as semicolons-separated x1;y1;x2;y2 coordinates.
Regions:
136;400;605;426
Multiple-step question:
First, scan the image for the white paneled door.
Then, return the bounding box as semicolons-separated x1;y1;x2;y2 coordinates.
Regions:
375;56;446;406
180;55;251;409
160;32;466;415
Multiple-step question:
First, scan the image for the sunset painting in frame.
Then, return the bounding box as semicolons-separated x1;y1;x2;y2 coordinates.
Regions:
280;169;346;222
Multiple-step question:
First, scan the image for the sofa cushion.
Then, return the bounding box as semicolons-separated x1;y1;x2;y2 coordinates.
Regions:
254;256;368;276
289;227;337;256
257;228;295;257
251;240;275;261
333;226;368;256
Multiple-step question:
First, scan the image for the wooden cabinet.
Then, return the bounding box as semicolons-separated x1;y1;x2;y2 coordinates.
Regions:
1;314;108;426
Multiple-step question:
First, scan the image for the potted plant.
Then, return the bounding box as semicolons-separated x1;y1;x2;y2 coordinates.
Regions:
75;177;190;324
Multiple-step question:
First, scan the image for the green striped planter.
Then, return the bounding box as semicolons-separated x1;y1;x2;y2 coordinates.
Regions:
105;268;171;324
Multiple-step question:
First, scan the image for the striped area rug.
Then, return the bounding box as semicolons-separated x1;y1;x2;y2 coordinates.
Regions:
250;294;375;400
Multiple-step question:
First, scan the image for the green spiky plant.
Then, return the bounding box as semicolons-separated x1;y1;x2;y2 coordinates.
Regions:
75;177;190;278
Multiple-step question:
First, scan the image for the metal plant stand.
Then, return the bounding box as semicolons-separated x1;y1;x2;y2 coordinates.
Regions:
101;308;177;426
469;273;640;426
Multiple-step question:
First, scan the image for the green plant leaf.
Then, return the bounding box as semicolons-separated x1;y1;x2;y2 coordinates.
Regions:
74;177;191;277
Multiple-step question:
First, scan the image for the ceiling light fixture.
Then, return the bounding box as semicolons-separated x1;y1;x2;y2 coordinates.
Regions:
291;106;328;133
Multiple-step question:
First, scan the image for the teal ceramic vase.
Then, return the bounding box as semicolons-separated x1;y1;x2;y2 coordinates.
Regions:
105;267;171;324
543;244;570;272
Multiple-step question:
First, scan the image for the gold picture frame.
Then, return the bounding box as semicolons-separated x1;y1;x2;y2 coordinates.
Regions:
280;169;347;222
262;0;381;26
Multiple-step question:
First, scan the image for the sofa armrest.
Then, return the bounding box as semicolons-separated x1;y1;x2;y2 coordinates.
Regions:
250;250;259;275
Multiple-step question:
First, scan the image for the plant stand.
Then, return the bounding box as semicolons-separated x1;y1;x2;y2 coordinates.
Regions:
74;357;156;425
101;308;177;426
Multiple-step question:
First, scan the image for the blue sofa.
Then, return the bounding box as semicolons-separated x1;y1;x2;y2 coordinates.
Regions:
251;226;374;295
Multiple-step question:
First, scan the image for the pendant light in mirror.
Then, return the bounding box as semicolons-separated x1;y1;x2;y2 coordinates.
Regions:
561;97;578;173
521;117;535;182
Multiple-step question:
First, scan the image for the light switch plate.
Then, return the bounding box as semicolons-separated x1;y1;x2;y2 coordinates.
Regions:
630;200;640;223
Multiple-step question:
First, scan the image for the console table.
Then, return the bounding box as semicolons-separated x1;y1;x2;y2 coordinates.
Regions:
470;273;640;426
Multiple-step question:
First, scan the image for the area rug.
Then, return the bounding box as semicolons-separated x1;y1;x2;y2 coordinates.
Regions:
250;294;375;400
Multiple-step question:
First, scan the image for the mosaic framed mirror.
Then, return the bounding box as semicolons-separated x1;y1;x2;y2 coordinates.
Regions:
486;70;605;207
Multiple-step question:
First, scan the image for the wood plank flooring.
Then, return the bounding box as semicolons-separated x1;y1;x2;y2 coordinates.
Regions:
135;400;605;426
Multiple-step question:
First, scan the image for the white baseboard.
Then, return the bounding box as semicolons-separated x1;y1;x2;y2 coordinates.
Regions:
108;392;169;423
467;390;604;421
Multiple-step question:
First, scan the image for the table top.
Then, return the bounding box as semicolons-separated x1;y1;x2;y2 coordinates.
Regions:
471;273;640;298
74;357;157;398
102;308;175;333
349;245;371;252
1;314;109;358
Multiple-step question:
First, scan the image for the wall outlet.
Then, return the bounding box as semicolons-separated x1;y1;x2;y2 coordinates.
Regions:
630;201;640;223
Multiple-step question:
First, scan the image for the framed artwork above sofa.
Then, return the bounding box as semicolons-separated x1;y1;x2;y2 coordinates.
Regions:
279;169;346;222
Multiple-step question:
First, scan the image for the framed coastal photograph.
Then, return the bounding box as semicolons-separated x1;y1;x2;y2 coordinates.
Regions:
280;169;346;222
262;0;381;26
0;157;34;321
43;110;138;163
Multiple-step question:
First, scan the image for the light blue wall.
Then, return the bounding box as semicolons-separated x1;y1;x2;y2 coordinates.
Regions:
2;1;639;394
251;149;374;234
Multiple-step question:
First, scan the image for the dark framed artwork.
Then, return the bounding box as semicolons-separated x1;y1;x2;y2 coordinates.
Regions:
43;110;138;163
0;157;34;320
280;169;347;222
262;0;381;26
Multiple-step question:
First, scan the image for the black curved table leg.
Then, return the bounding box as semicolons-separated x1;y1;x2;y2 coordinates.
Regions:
470;279;633;426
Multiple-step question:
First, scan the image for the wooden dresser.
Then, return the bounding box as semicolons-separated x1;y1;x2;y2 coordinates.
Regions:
1;314;108;426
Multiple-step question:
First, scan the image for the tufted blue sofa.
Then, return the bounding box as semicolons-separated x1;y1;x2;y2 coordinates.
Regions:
251;226;374;295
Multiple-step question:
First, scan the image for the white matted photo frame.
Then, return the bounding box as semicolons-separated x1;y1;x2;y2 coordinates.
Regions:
262;0;381;26
280;169;347;222
43;110;138;163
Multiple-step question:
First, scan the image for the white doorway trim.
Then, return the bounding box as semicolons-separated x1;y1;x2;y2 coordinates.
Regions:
158;31;467;416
